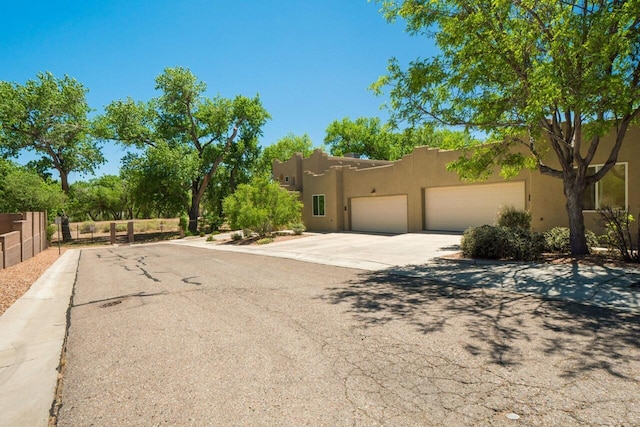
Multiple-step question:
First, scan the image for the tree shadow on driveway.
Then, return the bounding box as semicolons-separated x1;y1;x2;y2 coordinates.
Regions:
320;269;640;379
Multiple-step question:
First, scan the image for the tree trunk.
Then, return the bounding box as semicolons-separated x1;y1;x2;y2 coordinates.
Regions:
229;165;238;193
59;170;70;194
563;178;589;255
61;215;72;242
188;182;201;234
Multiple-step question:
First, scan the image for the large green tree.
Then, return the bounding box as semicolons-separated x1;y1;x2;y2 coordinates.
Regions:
324;116;478;160
255;132;315;177
0;159;65;214
96;67;270;232
0;72;104;193
202;137;262;223
374;0;640;255
68;175;131;221
118;143;196;219
324;117;399;160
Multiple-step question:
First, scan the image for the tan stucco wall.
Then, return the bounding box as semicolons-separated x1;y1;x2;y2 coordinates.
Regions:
278;126;639;235
302;167;345;232
337;147;531;232
273;149;392;193
0;212;48;269
529;126;640;234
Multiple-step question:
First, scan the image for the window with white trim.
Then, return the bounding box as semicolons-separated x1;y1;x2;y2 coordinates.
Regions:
582;163;627;210
312;194;325;217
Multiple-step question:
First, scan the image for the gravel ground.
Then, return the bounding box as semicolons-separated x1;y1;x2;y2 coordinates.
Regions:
0;247;66;315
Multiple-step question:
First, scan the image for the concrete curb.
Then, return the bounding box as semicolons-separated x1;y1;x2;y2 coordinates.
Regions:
0;250;79;427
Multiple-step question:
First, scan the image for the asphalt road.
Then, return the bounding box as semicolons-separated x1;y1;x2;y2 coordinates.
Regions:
57;244;640;426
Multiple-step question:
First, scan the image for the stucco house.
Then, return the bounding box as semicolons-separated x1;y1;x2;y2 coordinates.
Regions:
273;126;639;235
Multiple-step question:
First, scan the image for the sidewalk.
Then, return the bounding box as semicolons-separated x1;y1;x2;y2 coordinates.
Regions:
389;258;640;314
0;250;79;427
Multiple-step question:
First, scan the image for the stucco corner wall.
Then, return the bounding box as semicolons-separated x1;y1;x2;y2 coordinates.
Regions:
1;231;22;269
302;168;342;232
0;212;48;270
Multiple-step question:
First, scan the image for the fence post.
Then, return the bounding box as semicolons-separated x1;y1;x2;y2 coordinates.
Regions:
110;223;116;245
127;221;134;243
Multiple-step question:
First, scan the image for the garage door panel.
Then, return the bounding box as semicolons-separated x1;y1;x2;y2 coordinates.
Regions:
425;182;525;231
352;195;408;234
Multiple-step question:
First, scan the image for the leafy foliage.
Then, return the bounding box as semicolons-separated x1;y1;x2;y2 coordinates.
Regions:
197;212;223;234
223;177;302;236
0;72;104;192
598;208;639;262
291;223;306;235
543;227;599;254
96;67;270;232
179;215;189;233
374;0;640;255
324;117;398;160
68;175;131;221
119;143;196;218
324;117;479;161
496;206;531;230
256;133;315;177
0;159;65;214
462;225;544;261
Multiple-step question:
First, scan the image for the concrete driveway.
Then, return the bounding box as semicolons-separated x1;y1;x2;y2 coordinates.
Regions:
173;232;640;313
171;232;462;270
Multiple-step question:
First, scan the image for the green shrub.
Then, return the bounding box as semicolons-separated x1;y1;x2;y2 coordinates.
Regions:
462;225;510;259
508;228;545;261
198;213;223;234
46;224;57;242
79;221;96;234
256;237;274;245
223;176;302;236
497;205;531;230
179;215;189;232
291;223;306;235
462;225;543;261
231;232;243;241
544;227;599;253
598;207;639;262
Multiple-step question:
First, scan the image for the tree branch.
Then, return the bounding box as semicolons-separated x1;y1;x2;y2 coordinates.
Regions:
185;100;202;153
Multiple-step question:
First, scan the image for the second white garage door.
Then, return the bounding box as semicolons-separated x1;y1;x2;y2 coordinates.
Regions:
351;195;408;234
424;181;525;231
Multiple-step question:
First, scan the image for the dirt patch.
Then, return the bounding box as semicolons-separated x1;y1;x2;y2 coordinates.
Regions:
0;247;66;316
219;234;309;246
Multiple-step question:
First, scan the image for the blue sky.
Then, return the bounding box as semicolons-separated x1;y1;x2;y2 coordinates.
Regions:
1;0;434;181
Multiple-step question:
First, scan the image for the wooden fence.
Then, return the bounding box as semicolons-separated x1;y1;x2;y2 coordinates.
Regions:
0;212;48;270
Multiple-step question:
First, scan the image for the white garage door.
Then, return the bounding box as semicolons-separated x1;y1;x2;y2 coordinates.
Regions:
424;181;525;231
351;195;408;234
